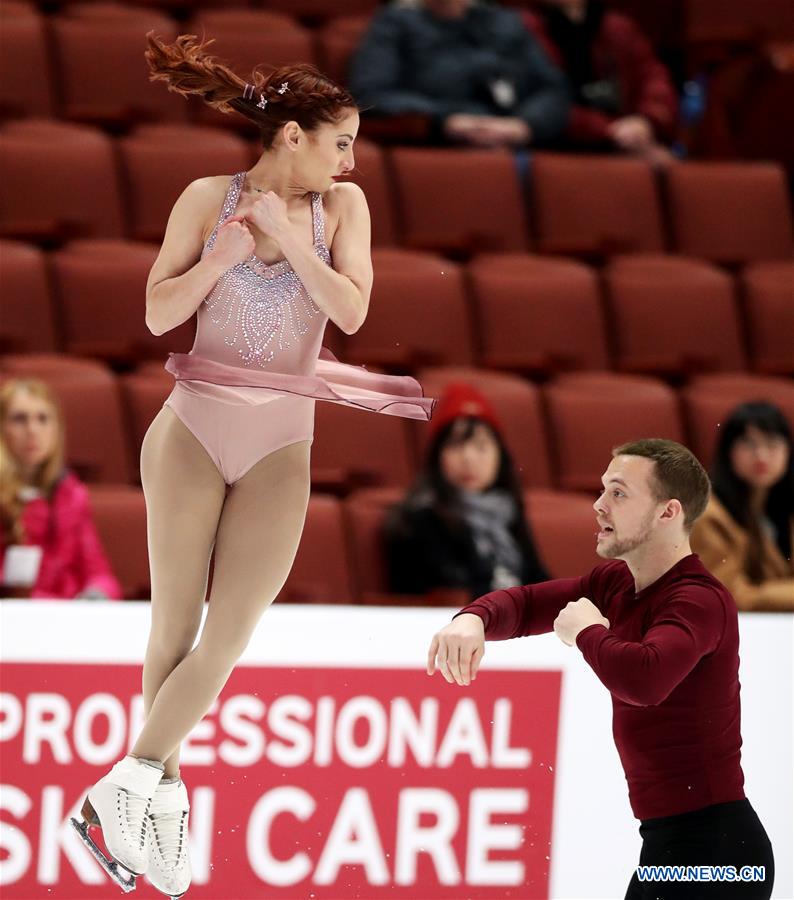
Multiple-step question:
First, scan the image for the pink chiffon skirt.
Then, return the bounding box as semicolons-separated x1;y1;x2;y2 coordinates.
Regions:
165;347;436;421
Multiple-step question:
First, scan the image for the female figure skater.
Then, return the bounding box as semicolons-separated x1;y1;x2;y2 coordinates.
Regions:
71;35;434;898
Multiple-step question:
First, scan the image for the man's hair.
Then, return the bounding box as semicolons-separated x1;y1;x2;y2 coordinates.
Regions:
612;439;711;529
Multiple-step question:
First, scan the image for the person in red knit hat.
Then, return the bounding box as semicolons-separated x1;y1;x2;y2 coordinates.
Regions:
0;378;122;600
427;438;775;899
385;382;547;601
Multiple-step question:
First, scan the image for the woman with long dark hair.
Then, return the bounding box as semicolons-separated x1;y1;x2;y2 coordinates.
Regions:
691;401;794;610
386;383;547;600
70;35;434;897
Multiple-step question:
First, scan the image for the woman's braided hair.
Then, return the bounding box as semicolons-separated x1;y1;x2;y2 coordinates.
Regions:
144;32;357;147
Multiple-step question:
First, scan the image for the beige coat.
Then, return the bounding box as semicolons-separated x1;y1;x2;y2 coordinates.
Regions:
691;496;794;611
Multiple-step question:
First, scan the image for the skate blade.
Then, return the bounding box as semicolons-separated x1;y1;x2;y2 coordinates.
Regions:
70;817;137;893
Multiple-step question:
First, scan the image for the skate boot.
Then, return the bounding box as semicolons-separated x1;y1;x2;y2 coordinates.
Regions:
147;777;191;899
71;755;164;892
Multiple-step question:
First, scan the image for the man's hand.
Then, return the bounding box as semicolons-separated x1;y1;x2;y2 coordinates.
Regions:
608;115;654;151
427;613;485;686
553;598;609;647
444;114;531;148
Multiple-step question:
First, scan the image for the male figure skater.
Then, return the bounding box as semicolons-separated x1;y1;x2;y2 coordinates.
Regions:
427;439;775;899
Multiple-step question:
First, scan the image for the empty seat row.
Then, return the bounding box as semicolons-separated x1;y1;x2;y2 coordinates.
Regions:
2;354;792;494
1;119;791;262
4;239;792;377
0;3;370;125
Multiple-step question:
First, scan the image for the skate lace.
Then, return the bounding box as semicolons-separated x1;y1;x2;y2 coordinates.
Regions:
151;811;187;869
120;791;152;849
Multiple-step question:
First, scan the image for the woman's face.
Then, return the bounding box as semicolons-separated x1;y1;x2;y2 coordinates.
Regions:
296;109;359;193
439;420;502;493
2;389;58;472
729;425;790;490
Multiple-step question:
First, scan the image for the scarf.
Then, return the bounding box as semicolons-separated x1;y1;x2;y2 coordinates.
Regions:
458;488;524;589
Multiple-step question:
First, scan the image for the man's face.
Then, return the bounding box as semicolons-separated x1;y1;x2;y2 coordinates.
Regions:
593;455;664;560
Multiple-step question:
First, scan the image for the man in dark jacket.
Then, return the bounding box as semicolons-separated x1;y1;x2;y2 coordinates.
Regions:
348;0;570;148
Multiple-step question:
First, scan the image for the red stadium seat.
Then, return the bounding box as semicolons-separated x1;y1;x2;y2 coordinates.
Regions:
0;1;55;118
666;162;794;264
525;489;600;579
88;484;149;599
682;374;794;468
468;253;609;375
118;124;251;241
686;0;794;43
51;240;195;363
0;353;112;379
343;487;403;601
390;148;530;254
120;369;172;481
312;402;416;491
604;254;746;375
0;241;59;354
741;262;794;376
532;152;664;256
344;249;474;369
544;372;683;491
341;138;398;246
0;356;133;483
261;0;378;22
417;366;553;488
51;4;186;127
278;494;354;603
0;120;124;241
317;14;371;86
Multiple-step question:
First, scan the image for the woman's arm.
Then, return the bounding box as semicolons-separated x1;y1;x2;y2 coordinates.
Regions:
145;178;253;336
252;182;373;335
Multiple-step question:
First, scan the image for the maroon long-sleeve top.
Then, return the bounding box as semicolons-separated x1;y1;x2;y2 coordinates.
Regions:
458;555;745;820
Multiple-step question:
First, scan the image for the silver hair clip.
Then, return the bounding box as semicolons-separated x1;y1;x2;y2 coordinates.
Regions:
277;82;289;94
242;83;255;100
257;94;268;109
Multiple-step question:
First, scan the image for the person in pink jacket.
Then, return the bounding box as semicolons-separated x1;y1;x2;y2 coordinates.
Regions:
0;378;122;600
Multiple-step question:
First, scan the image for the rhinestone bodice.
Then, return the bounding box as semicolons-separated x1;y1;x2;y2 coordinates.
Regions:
194;173;332;373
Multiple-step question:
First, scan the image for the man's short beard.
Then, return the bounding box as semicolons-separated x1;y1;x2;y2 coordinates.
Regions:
597;509;656;559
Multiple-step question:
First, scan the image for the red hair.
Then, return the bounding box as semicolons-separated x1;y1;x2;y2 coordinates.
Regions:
144;33;357;147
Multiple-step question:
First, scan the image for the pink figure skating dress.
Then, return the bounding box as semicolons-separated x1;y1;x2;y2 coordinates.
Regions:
164;172;435;484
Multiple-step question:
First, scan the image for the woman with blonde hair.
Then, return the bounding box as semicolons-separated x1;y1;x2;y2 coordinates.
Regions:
70;33;434;898
0;378;121;600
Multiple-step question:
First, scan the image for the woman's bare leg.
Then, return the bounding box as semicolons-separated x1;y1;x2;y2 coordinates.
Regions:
139;405;227;778
131;438;311;764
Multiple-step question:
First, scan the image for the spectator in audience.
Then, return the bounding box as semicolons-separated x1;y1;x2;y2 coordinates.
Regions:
348;0;570;148
385;382;548;599
0;379;122;600
691;401;794;611
525;0;677;163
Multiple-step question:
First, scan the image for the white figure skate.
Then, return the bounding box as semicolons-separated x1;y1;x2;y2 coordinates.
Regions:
71;755;164;893
147;778;191;899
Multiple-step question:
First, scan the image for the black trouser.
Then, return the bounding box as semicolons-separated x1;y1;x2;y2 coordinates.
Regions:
624;799;774;899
